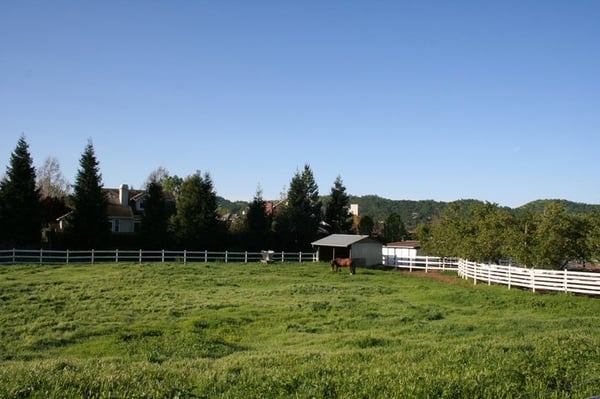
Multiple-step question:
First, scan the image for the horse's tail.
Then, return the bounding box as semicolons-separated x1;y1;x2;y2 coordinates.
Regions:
350;259;356;274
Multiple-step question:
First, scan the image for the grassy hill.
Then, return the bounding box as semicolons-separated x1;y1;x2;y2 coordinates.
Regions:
217;194;600;230
1;262;599;398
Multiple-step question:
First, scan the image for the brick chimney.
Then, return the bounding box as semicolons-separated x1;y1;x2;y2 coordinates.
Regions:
119;184;129;207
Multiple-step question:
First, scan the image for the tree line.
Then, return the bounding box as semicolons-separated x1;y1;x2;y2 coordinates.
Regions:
417;201;600;269
3;136;407;251
9;135;596;269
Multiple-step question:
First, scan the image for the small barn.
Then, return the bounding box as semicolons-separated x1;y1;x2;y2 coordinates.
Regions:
311;234;382;267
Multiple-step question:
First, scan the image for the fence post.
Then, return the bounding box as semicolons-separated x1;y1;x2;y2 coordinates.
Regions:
488;263;491;286
92;249;95;264
563;269;568;293
184;250;187;264
116;248;119;263
508;265;512;290
299;252;302;263
425;257;429;272
244;251;248;263
205;250;208;263
282;251;285;262
139;249;142;264
531;268;535;293
40;248;43;265
66;249;70;264
474;262;477;285
225;250;228;263
12;248;15;264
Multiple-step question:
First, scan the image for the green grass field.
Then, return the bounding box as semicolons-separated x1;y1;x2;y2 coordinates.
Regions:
1;262;599;398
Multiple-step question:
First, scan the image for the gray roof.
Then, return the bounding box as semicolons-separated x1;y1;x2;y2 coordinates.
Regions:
311;234;374;248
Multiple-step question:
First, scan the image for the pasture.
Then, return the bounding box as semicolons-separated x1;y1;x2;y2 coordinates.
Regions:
0;262;599;398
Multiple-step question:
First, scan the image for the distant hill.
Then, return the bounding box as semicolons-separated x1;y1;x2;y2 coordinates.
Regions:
217;197;249;216
348;195;485;229
216;195;600;229
516;199;600;214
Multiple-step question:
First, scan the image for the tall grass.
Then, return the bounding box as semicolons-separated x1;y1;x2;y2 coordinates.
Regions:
0;262;599;398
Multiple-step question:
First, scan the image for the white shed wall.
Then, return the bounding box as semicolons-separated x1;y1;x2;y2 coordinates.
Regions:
382;247;419;259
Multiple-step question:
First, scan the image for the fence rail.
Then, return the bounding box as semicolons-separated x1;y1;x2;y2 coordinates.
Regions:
4;249;600;296
457;259;600;296
382;255;459;271
0;249;318;265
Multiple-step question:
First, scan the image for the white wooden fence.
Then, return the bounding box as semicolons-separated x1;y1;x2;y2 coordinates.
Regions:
383;255;600;296
0;249;318;265
382;254;459;271
4;249;600;296
457;259;600;296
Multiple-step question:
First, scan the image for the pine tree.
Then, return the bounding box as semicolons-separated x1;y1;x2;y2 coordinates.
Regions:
169;171;223;249
68;141;109;249
0;136;41;247
281;164;322;250
140;180;169;249
325;175;353;234
245;187;272;249
384;213;408;243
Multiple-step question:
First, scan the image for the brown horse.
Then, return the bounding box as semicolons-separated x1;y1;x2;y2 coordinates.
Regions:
331;258;356;274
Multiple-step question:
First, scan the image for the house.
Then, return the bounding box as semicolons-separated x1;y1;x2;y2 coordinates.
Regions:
57;184;174;234
105;184;141;233
383;240;422;260
311;234;382;267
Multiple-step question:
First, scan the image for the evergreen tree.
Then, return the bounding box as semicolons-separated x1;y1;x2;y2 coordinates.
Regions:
384;213;409;243
280;164;322;250
169;171;223;249
68;141;109;249
245;187;272;249
140;180;169;249
325;175;353;234
358;215;374;235
0;136;41;247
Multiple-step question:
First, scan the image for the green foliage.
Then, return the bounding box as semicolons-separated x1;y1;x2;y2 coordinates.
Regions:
325;175;353;234
162;174;183;200
358;214;374;235
518;199;600;215
532;202;589;268
244;188;272;249
424;200;598;268
1;262;600;398
0;136;42;247
140;180;170;249
169;171;225;249
349;195;487;230
276;164;322;250
68;141;109;249
383;212;409;243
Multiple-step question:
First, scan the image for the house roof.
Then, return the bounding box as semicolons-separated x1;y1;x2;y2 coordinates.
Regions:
386;240;421;249
107;203;134;218
311;234;376;248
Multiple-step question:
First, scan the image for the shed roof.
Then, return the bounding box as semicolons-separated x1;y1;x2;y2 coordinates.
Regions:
311;234;376;248
386;240;421;249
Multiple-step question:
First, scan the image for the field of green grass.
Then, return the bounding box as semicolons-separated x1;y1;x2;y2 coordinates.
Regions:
1;262;599;398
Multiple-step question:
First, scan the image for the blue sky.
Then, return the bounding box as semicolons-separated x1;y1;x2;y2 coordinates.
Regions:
1;1;599;208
